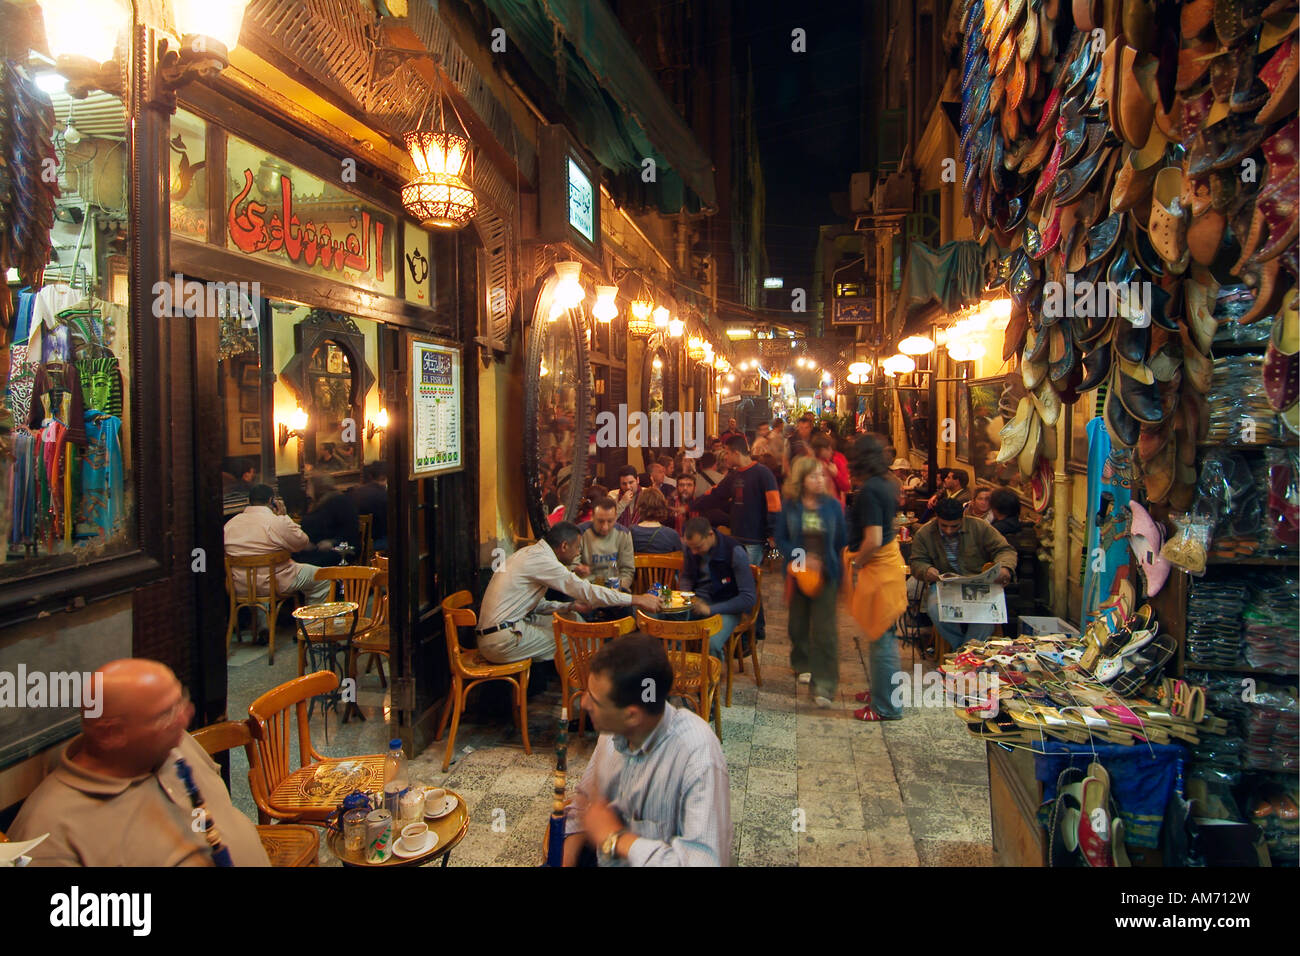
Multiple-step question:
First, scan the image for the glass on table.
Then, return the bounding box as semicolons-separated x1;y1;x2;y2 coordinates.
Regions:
343;808;368;853
399;785;426;826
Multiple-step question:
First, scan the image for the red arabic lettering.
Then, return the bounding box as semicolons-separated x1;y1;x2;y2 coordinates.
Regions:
226;167;388;285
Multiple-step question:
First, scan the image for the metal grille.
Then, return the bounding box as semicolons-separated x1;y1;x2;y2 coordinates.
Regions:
473;209;515;348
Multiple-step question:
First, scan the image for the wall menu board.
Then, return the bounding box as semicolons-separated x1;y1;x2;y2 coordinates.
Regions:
410;338;463;477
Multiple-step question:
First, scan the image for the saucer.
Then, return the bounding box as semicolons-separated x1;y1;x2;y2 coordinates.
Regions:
391;829;439;859
424;794;457;820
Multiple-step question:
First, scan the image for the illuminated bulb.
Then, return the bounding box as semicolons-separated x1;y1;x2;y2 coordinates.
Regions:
899;335;935;355
631;299;653;320
667;317;685;338
592;286;618;323
540;360;550;377
947;341;986;362
548;301;566;322
653;306;670;329
288;406;308;431
848;362;871;376
42;0;127;64
554;261;585;308
652;356;663;370
171;0;253;52
720;386;730;396
375;407;389;429
825;387;835;398
727;373;736;383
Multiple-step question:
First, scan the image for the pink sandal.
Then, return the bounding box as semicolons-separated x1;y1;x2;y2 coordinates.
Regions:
854;705;901;722
854;690;872;703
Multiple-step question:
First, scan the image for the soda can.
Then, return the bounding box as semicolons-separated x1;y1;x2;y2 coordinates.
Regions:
366;809;393;862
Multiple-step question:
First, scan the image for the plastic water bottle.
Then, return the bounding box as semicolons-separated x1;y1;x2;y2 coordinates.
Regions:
382;738;408;816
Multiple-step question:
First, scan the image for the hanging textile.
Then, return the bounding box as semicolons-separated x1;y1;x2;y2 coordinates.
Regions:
77;356;123;419
79;412;124;540
892;239;988;327
8;431;37;546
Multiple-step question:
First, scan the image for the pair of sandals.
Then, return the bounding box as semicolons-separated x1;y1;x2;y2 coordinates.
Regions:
1160;678;1208;722
1049;761;1131;867
851;690;902;722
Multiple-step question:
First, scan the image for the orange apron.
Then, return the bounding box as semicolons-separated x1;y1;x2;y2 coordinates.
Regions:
848;538;908;642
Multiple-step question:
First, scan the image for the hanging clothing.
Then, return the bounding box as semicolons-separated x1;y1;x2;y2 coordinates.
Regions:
36;419;68;544
12;289;36;344
79;412;124;539
31;284;82;331
28;364;86;447
6;340;36;424
8;431;37;546
76;356;123;419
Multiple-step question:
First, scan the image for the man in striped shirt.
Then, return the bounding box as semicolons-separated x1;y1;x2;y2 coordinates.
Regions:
563;635;731;866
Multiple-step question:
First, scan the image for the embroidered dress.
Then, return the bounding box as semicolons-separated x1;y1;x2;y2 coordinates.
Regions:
79;412;123;539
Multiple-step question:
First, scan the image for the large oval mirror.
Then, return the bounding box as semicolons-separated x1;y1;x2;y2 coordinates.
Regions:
524;292;592;537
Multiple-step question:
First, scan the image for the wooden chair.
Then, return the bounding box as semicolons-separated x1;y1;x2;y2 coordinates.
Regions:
724;564;765;706
634;610;723;738
301;566;379;677
633;553;683;595
191;719;320;866
356;514;373;567
246;671;389;826
352;556;390;689
435;591;532;772
552;612;636;734
224;550;292;665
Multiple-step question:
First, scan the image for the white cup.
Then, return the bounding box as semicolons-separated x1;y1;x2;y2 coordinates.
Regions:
400;822;428;852
425;787;447;809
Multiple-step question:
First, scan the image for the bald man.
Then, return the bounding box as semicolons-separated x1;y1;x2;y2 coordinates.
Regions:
7;659;270;866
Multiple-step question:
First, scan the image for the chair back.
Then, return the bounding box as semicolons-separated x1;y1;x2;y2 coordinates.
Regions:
356;514;374;566
371;554;389;573
633;553;683;594
737;564;764;630
226;550;290;602
192;719;255;757
440;591;477;677
313;565;378;609
552;613;635;714
633;610;721;696
247;671;340;797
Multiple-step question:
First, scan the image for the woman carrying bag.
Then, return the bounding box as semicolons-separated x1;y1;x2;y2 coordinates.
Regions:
845;434;909;722
774;455;848;708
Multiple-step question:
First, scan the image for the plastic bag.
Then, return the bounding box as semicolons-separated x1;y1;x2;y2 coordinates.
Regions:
1161;512;1213;575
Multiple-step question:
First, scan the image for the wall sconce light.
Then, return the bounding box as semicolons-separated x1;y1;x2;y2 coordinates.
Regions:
367;407;389;441
667;316;685;338
651;355;663;371
278;406;308;450
43;0;252;104
592;286;618;323
554;261;586;309
653;305;670;330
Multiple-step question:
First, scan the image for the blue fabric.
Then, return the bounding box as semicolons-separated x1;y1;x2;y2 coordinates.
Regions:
1081;416;1133;625
774;495;849;583
1035;742;1186;849
13;290;35;343
79;413;123;539
679;532;756;618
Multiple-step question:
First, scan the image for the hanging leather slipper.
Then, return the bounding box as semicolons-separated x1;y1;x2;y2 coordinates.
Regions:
1129;500;1172;595
1118;47;1161;148
1118;361;1165;423
1079;347;1113;391
1078;774;1115;867
1263;288;1300;411
996;397;1035;462
1149;166;1189;264
1106;376;1142;446
1048;767;1087;866
1256;33;1299;126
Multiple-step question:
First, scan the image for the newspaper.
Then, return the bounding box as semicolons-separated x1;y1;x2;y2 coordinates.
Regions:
934;564;1007;625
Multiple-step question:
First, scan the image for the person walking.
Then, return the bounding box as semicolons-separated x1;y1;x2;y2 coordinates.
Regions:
774;456;848;708
844;434;909;722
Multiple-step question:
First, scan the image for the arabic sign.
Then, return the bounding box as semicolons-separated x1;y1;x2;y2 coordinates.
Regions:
226;137;396;297
411;338;462;477
403;221;432;307
568;157;594;243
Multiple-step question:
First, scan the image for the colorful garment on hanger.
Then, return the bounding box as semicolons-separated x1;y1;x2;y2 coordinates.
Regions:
79;412;124;540
32;284;82;330
40;323;71;364
76;356;122;418
12;289;35;344
8;431;37;546
5;341;36;423
1081;416;1135;624
28;364;86;447
36;419;68;544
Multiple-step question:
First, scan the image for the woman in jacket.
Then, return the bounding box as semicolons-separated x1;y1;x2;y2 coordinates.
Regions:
774;455;848;708
845;434;909;721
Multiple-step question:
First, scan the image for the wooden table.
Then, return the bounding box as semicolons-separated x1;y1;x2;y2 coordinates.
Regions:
325;790;470;867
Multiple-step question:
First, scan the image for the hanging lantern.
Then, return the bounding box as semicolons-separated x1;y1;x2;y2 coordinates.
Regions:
702;341;714;366
882;354;916;376
593;285;618;323
899;335;935;355
402;89;478;230
687;336;705;361
628;305;655;337
667;316;685;338
554;261;586;309
947;341;986;362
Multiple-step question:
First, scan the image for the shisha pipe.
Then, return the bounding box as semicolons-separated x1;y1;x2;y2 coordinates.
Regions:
543;705;569;866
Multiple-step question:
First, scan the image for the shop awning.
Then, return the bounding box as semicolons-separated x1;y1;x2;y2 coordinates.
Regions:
892;239;987;330
480;0;718;214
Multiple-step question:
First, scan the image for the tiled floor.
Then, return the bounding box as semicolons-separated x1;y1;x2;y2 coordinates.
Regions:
222;572;993;866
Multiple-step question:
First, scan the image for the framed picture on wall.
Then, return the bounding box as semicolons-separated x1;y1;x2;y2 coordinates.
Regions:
238;388;258;413
240;418;260;444
955;382;971;463
238;363;260;388
1069;391;1097;473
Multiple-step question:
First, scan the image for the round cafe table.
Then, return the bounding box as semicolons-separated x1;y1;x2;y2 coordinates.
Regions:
326;790;470;867
292;601;360;733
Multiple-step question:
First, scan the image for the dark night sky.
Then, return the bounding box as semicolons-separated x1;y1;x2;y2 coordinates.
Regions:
739;0;865;308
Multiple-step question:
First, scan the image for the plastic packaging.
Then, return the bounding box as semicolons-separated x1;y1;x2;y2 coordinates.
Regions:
1161;512;1213;575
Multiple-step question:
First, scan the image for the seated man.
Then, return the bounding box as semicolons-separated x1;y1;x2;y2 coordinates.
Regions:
679;516;757;659
7;659;270;866
564;634;731;866
575;497;635;590
351;461;389;553
477;522;661;664
909;497;1018;652
224;484;331;636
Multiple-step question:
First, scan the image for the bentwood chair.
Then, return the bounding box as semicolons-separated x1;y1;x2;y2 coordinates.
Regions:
224;550;292;665
191;719;320;867
246;671;388;826
302;566;379;679
552;613;636;735
634;610;723;738
351;556;390;690
724;564;765;706
436;591;532;772
633;553;683;595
